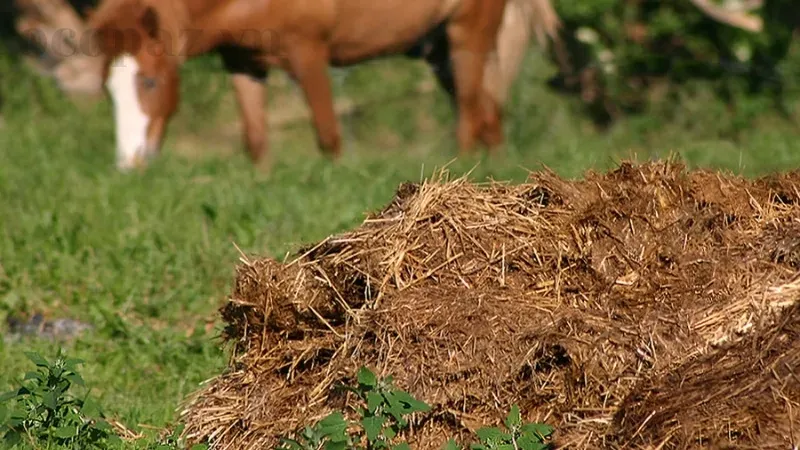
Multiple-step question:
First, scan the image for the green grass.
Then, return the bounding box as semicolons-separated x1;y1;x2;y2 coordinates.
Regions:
1;42;800;448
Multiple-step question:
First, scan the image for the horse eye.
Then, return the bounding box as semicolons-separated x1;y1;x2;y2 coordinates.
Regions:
138;74;157;89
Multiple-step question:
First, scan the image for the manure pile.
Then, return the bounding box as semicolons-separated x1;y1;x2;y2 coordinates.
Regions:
181;161;800;450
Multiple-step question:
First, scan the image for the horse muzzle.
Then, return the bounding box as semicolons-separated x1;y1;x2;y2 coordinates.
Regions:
116;142;159;171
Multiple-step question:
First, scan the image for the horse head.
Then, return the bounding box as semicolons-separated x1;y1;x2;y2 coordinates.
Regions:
87;0;181;170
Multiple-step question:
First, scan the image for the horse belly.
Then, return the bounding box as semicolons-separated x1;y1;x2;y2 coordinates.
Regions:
328;0;460;64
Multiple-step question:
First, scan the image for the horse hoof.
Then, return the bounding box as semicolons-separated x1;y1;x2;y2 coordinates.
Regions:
480;129;504;151
251;153;274;175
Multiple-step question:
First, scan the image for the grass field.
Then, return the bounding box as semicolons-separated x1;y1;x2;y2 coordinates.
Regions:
2;41;800;448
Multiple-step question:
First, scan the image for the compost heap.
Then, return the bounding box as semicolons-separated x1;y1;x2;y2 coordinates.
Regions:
181;161;800;450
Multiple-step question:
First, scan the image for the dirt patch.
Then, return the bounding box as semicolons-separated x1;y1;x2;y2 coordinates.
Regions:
180;161;800;449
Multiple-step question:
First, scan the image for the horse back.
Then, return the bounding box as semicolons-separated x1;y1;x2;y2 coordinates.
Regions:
326;0;462;65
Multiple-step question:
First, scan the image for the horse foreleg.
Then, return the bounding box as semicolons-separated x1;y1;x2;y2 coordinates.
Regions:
286;42;341;159
231;74;268;165
219;46;269;167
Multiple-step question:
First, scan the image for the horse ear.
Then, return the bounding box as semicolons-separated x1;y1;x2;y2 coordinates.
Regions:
139;6;160;39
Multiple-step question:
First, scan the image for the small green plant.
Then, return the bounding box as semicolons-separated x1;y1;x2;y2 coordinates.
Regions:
279;368;554;450
148;423;209;450
444;405;554;450
279;366;431;450
0;350;121;449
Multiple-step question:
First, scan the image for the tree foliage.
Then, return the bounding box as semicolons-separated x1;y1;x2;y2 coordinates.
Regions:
548;0;800;122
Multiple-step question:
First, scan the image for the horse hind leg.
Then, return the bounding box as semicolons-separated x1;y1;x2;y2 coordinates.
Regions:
480;0;562;146
422;34;503;149
446;2;507;154
478;82;504;148
411;20;502;148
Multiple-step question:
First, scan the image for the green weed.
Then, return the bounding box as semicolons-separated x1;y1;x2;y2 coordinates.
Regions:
146;424;207;450
278;367;554;450
280;366;431;450
461;405;553;450
0;350;121;449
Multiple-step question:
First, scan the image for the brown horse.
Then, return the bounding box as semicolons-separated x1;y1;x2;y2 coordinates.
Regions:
80;0;559;170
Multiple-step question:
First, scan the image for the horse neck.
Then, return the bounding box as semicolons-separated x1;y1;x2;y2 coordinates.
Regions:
182;0;267;57
154;0;194;63
183;0;226;20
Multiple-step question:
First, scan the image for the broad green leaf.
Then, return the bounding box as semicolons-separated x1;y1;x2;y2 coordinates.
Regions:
328;430;349;444
319;411;346;428
42;391;57;410
505;405;521;430
357;367;378;388
442;438;461;450
475;427;506;443
392;443;411;450
0;404;6;424
383;426;396;440
7;410;25;427
53;425;79;438
318;413;346;432
367;392;383;414
385;391;430;413
318;412;348;443
81;398;101;418
469;444;486;450
65;373;85;387
520;423;553;439
517;434;547;450
3;430;22;446
361;415;385;442
324;440;348;450
64;359;84;371
0;391;16;403
190;444;210;450
23;372;43;383
496;444;515;450
24;352;49;368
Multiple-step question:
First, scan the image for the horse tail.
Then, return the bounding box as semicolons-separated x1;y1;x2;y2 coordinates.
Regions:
482;0;561;107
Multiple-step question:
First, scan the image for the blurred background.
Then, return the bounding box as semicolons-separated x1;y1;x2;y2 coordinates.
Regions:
1;1;800;446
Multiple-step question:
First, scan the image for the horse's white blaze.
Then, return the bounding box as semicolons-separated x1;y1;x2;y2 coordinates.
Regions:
106;54;149;170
